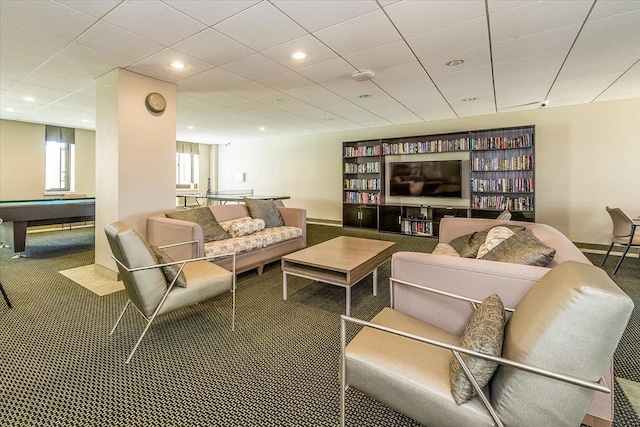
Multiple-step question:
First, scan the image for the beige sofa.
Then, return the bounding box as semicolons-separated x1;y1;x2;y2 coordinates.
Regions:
390;217;612;427
146;204;306;275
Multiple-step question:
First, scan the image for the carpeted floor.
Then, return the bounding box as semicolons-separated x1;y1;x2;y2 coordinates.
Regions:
0;225;638;426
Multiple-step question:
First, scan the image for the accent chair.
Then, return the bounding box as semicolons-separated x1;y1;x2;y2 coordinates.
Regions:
603;206;640;274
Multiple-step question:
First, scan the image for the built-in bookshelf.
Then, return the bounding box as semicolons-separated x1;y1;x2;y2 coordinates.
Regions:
343;125;535;233
343;139;383;228
469;126;535;221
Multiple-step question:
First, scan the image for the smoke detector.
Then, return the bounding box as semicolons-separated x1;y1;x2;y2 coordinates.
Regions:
352;71;374;82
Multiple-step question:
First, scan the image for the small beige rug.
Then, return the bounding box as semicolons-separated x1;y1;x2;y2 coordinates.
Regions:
59;264;124;296
617;377;640;417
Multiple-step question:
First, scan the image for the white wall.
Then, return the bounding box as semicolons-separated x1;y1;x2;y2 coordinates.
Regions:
0;120;95;200
218;98;640;244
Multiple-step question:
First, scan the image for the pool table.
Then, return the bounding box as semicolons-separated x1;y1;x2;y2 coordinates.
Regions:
0;198;95;256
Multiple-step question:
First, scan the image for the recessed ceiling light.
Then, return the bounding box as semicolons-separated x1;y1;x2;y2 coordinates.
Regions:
187;126;194;130
23;96;35;102
5;107;15;112
446;59;464;66
271;98;283;103
81;119;89;123
358;94;372;99
324;118;335;121
259;127;266;131
292;52;307;59
170;61;186;69
462;97;477;102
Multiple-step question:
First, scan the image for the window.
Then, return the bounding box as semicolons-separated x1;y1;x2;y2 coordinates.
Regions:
45;126;75;192
176;141;199;189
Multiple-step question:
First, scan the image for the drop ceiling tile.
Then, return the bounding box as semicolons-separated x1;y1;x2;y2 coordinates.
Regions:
188;68;249;90
548;72;624;102
407;17;488;60
11;81;75;101
0;45;48;73
57;1;121;18
173;29;253;67
492;25;580;63
175;79;216;97
196;91;247;106
225;82;281;100
438;80;494;102
126;63;180;83
219;54;288;80
565;35;640;66
487;1;538;15
577;10;640;46
22;73;91;93
494;70;556;93
104;1;206;46
55;43;133;76
344;40;415;72
322;77;385;100
0;20;69;58
589;1;640;20
0;0;97;41
489;1;592;41
272;0;379;32
136;48;214;80
75;21;164;62
372;62;429;86
284;84;335;101
431;65;493;89
257;71;315;92
164;0;260;26
379;79;438;98
213;2;306;51
260;35;338;69
295;58;358;84
384;0;486;38
557;55;639;81
494;51;566;79
596;62;640;101
418;45;491;77
497;84;551;109
35;60;96;85
313;10;401;56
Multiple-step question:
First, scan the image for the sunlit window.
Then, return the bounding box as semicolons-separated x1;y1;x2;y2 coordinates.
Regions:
45;126;75;192
176;141;199;189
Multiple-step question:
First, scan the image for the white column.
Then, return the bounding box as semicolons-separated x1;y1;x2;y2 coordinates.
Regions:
94;68;177;274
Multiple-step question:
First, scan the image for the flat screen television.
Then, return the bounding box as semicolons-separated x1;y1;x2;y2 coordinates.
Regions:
389;160;463;198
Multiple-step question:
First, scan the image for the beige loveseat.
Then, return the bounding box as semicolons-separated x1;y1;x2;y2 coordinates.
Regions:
146;204;306;275
390;217;612;427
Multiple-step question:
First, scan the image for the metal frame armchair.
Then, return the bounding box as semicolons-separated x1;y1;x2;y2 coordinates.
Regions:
340;261;633;427
105;221;236;363
603;206;640;274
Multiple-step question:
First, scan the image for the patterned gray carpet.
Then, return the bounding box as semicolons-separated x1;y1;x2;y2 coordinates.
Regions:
0;225;638;426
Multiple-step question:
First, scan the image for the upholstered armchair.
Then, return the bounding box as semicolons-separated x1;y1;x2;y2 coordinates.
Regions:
340;261;633;427
105;221;236;363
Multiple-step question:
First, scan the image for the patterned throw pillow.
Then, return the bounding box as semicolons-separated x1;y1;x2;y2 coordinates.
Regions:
220;216;266;237
150;245;187;288
432;243;461;257
450;294;505;405
476;226;515;258
244;198;284;228
165;207;230;243
449;225;526;258
480;229;556;267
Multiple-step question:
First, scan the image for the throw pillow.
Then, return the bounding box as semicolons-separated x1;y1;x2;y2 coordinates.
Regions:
220;216;266;237
165;207;230;243
449;225;525;259
244;198;284;228
431;243;461;257
450;294;505;405
476;226;515;259
480;229;556;267
150;245;187;288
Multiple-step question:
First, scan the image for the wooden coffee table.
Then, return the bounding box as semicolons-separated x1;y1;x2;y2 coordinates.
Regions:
281;236;396;315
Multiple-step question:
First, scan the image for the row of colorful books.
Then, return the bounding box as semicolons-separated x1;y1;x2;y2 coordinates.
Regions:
344;162;380;174
470;134;533;150
382;138;470;155
344;145;381;157
344;191;381;204
344;178;380;190
471;155;533;171
401;218;433;236
471;178;534;193
471;195;534;211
